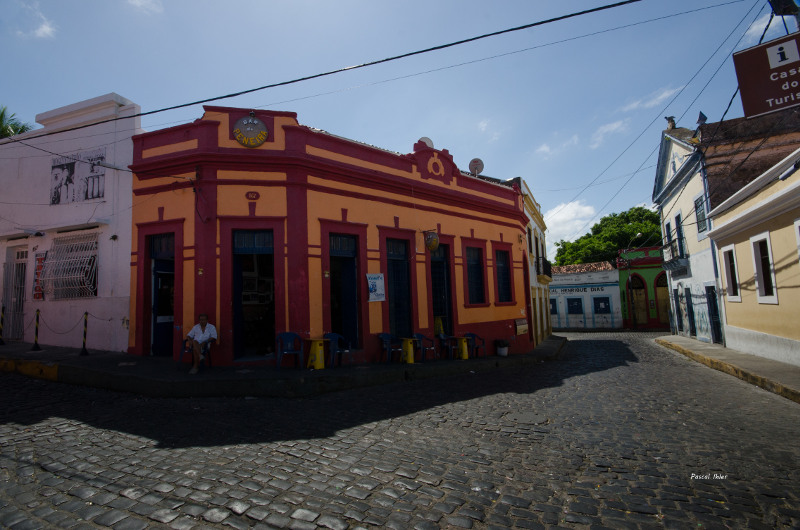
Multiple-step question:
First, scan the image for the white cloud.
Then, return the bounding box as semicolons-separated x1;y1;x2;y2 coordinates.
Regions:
534;134;578;159
16;1;55;39
742;13;797;47
128;0;164;14
589;120;627;149
542;200;596;257
477;118;500;143
621;86;684;112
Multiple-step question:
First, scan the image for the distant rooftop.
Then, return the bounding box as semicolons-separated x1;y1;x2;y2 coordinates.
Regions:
552;261;615;274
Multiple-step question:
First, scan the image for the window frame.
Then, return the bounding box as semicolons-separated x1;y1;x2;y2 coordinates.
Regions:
492;242;515;306
566;297;583;315
719;244;741;303
694;194;708;237
750;231;778;304
462;239;489;307
39;232;99;300
593;296;611;314
795;218;800;268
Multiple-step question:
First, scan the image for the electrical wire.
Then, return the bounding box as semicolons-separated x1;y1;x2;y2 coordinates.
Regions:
3;1;644;147
555;0;763;244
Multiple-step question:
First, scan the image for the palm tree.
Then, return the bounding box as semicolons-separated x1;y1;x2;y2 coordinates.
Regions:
0;106;33;138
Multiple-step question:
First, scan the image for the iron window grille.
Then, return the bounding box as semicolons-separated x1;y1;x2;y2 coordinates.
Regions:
40;233;98;300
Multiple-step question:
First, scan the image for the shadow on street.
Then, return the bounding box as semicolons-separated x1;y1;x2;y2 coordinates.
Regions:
0;340;638;448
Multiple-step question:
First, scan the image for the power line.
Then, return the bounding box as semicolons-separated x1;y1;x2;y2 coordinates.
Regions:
3;1;643;146
554;0;763;241
2;3;743;168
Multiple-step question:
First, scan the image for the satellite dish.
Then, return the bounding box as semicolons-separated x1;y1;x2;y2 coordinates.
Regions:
419;137;434;148
469;158;484;175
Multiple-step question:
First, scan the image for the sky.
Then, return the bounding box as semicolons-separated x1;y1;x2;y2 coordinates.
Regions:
2;0;797;257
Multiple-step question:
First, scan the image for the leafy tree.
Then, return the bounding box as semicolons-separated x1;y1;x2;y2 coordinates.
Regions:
0;106;33;138
554;206;661;266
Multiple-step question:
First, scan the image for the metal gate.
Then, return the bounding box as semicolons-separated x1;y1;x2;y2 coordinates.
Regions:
2;249;28;340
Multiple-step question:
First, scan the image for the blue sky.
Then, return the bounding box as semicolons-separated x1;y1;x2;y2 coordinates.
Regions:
2;0;796;256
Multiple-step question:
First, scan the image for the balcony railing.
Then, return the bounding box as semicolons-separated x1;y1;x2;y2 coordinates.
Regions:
536;257;552;278
662;239;689;274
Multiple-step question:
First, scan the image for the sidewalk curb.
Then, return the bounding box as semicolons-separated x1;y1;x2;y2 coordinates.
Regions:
0;358;59;381
0;336;569;398
655;338;800;405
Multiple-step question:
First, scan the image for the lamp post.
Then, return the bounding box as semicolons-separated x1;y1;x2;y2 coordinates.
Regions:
626;232;643;251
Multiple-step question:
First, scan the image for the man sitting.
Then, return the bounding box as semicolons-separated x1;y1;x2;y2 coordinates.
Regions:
186;313;217;374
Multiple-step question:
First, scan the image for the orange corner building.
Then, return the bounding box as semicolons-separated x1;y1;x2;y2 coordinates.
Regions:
128;107;540;366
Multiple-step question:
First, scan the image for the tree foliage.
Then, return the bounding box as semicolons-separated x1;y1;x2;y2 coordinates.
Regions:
0;106;33;138
554;206;661;266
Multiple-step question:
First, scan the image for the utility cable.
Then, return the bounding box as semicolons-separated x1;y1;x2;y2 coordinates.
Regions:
3;1;643;146
555;0;762;243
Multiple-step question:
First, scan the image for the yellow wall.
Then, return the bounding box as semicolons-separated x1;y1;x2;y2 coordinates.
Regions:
718;209;800;340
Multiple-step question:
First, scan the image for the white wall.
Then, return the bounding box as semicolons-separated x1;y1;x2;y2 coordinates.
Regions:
550;269;621;329
0;94;141;352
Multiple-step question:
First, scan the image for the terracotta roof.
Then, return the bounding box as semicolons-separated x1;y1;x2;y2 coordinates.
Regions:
551;261;615;274
697;108;800;209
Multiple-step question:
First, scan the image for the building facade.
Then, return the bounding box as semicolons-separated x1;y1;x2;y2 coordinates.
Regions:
708;146;800;367
617;247;670;330
652;124;722;341
521;181;552;343
128;107;545;365
549;262;621;330
652;110;800;343
0;94;141;351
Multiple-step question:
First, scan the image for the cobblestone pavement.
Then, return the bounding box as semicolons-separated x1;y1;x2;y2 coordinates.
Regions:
2;331;799;529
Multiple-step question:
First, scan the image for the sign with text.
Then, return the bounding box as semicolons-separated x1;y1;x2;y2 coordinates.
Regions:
733;34;800;118
366;273;385;302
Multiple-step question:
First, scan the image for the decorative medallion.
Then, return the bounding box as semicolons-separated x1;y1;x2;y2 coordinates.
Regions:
245;191;260;200
233;113;268;148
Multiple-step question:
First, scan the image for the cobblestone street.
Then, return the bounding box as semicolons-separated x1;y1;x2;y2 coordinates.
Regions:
2;331;799;529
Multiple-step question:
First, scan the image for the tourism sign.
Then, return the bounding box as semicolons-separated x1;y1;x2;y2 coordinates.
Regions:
733;34;800;118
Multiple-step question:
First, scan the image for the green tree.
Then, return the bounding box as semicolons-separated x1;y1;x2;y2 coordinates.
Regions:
0;106;33;138
554;206;661;266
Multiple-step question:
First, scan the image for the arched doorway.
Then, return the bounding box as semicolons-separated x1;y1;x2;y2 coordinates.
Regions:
655;273;670;326
628;274;648;328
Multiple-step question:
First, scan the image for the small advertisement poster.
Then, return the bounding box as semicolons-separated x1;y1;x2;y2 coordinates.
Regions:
50;147;106;205
366;273;385;302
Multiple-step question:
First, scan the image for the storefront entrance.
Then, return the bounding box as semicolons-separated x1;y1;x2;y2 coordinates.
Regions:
387;238;411;338
329;234;360;348
430;244;452;336
655;273;670;325
629;275;648;327
150;234;174;356
1;247;28;340
232;230;275;358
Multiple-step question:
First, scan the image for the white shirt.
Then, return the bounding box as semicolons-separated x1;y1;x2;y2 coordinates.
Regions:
187;323;217;343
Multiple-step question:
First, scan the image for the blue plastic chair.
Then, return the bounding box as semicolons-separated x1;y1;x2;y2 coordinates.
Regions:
464;332;486;358
276;332;303;369
324;332;351;368
437;333;456;360
378;333;403;363
413;333;436;362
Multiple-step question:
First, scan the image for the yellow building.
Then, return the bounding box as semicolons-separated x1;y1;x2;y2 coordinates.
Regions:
521;180;552;343
708;146;800;367
128;107;547;365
